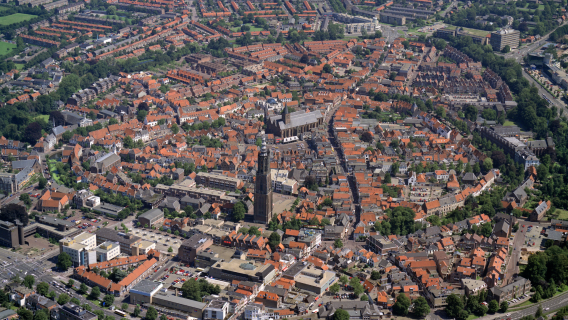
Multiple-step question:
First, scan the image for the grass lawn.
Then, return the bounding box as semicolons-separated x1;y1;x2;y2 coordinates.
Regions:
553;209;568;220
15;63;24;70
0;6;11;11
503;120;515;126
462;27;490;37
466;315;479;320
230;24;263;32
34;114;49;122
0;13;37;26
0;41;16;55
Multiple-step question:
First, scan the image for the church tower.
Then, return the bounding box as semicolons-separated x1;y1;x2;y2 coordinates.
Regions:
283;105;291;125
254;135;273;224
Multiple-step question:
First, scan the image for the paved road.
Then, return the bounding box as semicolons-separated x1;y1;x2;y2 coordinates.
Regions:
522;69;568;116
485;291;568;320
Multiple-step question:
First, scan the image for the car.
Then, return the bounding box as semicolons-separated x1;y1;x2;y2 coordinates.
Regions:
545;308;549;311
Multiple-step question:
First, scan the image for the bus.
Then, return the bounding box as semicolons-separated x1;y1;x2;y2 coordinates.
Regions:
114;310;126;317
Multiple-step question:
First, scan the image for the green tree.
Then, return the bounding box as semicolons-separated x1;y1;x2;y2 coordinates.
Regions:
57;252;73;271
360;295;369;301
80;283;89;294
168;247;173;253
371;270;381;280
445;294;464;318
499;301;508;313
323;64;333;74
57;293;70;305
18;308;33;320
413;296;430;317
145;306;158;320
334;239;343;248
233;202;246;221
67;279;74;287
23;275;35;289
535;304;543;318
384;173;391;184
329;283;340;295
38;177;47;189
121;303;128;311
171;123;179;134
33;310;48;320
268;232;281;251
89;286;100;300
339;275;348;285
133;306;141;317
332;309;350;320
37;282;49;296
103;294;114;306
488;300;499;313
393;293;411;315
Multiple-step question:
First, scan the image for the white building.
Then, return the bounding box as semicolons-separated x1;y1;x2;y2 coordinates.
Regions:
203;300;230;320
59;232;97;267
95;241;121;262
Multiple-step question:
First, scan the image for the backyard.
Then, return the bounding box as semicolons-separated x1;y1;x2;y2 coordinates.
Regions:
0;13;37;26
230;24;264;32
0;41;16;55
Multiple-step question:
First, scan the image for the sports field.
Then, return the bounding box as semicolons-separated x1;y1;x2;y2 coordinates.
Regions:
0;13;37;26
0;41;16;55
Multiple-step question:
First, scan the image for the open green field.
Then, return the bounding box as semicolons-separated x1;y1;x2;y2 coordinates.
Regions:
462;27;490;37
230;24;263;32
15;63;24;70
553;209;568;220
33;114;49;122
503;120;515;126
0;6;11;11
0;13;37;26
0;41;16;55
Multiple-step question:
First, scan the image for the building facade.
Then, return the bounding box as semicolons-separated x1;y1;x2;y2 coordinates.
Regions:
254;137;273;225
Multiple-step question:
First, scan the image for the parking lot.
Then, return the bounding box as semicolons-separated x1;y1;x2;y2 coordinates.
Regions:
521;224;544;249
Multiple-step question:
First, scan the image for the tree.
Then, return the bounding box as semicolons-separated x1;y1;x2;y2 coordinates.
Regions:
24;122;43;144
90;286;100;300
38;177;47;189
502;45;511;53
500;301;508;313
121;303;129;311
18;308;33;320
332;309;350;320
268;232;281;251
67;279;74;288
37;282;49;296
80;283;88;294
384;173;391;184
483;158;493;173
0;203;29;226
137;110;148;122
233;202;246;221
33;310;48;320
360;295;369;301
323;64;333;74
107;5;117;14
537;164;549;182
488;300;499;313
57;252;73;271
23;275;35;289
393;293;411;316
339;275;348;285
445;294;464;318
334;239;343;248
361;131;373;142
491;150;507;168
145;306;158;320
160;315;168;320
413;296;430;317
171;123;179;134
329;283;340;295
58;293;70;305
133;306;141;317
168;247;173;253
103;294;114;306
535;304;543;318
371;270;381;280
